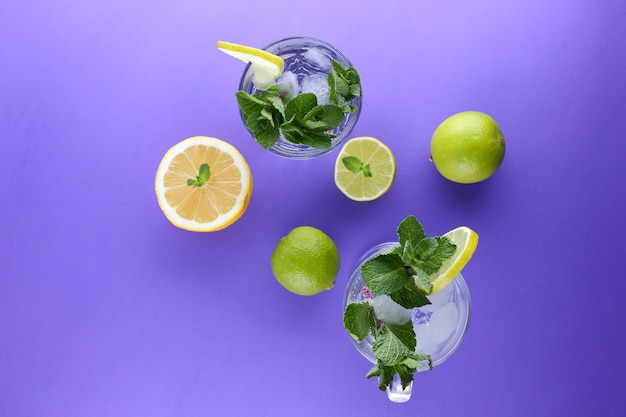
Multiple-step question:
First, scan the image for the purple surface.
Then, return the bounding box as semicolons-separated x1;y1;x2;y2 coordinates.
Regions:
1;1;625;416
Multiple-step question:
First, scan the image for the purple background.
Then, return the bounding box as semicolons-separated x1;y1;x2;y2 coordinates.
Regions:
2;1;625;416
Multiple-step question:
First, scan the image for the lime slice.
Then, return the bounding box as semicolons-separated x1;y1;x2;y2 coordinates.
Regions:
217;40;284;87
422;226;478;294
334;136;396;202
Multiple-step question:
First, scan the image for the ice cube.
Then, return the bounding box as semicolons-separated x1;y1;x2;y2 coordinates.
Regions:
276;71;298;100
429;303;459;344
303;47;332;69
371;295;412;325
414;324;438;355
425;282;454;310
300;73;330;105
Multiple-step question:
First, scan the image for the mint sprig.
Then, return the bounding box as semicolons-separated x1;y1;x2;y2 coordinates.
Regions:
328;60;361;113
342;156;371;177
187;163;210;187
236;60;361;150
343;215;456;392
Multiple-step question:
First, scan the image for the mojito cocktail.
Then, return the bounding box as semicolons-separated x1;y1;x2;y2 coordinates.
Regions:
235;37;362;159
342;216;477;403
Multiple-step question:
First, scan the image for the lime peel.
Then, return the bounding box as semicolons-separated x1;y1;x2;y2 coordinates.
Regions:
430;111;505;184
271;226;340;296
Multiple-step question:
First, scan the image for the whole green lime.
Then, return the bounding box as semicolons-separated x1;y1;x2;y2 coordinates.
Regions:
430;111;505;184
271;226;340;296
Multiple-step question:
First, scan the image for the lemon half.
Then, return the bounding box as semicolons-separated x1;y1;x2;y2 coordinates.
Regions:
155;136;252;232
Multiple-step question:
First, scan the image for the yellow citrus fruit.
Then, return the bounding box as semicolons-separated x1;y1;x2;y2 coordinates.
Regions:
430;111;505;183
271;226;340;296
154;136;252;232
217;40;284;87
334;136;396;201
420;226;479;294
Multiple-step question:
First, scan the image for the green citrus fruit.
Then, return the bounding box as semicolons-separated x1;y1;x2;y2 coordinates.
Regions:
271;226;340;296
430;111;505;183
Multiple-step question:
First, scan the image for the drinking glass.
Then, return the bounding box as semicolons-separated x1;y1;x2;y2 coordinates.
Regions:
239;36;362;159
342;242;472;403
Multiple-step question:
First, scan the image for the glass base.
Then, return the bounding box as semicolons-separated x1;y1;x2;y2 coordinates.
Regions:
386;375;412;403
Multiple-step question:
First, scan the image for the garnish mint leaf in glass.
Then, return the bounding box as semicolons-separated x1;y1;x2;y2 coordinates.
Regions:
343;215;457;393
396;215;426;252
284;92;318;120
302;105;344;132
372;322;414;366
389;280;431;309
343;302;377;342
328;60;361;113
280;93;342;149
360;253;413;295
413;236;456;276
236;90;283;149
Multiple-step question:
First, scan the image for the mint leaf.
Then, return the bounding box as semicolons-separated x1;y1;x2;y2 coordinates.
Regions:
236;89;285;149
279;95;341;149
343;302;376;342
405;351;433;371
342;156;372;177
395;363;415;389
396;215;426;252
372;321;415;366
235;91;269;118
187;163;210;187
389;279;431;309
414;237;456;275
361;253;412;295
413;269;434;295
366;363;395;391
302;104;344;131
415;237;438;263
385;321;417;352
264;95;286;118
328;60;361;113
342;156;363;173
281;124;334;149
245;110;280;149
285;93;317;120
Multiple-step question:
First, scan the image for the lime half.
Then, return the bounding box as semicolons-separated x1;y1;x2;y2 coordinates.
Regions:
334;136;396;201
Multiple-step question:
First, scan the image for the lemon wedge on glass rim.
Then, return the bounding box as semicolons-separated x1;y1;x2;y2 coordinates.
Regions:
422;226;479;294
217;40;284;87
